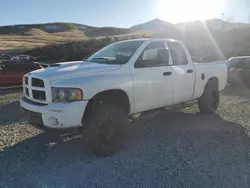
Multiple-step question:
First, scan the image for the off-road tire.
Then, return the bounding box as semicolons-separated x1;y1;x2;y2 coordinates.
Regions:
198;82;220;114
86;103;129;157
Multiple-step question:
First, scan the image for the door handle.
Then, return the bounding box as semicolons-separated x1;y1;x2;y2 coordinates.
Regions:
187;69;193;73
163;72;172;76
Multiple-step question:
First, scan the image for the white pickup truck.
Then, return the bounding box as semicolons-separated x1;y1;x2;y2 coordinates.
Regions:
20;38;227;156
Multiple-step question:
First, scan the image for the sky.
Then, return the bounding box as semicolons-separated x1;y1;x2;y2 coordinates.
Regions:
0;0;250;27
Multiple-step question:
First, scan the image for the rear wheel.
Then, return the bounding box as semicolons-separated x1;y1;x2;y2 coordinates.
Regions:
85;103;128;157
198;83;220;114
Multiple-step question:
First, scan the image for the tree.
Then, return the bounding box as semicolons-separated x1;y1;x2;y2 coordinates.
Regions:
221;13;233;30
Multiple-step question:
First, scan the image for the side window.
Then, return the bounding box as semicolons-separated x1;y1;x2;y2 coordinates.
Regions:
168;42;188;65
135;42;169;68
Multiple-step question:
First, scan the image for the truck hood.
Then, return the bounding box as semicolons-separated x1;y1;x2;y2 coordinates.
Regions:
28;61;121;81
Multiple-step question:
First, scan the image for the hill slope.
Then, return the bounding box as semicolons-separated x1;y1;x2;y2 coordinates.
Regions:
84;27;136;38
131;18;178;32
131;18;249;32
0;22;94;35
2;19;250;62
129;18;250;61
176;19;249;31
0;23;143;50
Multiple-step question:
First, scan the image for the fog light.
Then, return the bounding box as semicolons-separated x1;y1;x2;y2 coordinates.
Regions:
48;117;59;126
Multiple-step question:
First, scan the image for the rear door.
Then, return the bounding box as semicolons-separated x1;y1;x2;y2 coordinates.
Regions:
167;41;195;103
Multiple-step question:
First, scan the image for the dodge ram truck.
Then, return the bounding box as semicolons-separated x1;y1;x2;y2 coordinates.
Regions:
20;38;228;156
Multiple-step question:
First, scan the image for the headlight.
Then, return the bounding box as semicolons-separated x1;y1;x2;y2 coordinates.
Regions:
52;88;83;102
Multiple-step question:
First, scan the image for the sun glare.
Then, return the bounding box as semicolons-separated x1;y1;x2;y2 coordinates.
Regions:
157;0;226;23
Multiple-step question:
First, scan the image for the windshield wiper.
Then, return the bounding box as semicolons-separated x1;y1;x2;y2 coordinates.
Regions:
91;57;113;61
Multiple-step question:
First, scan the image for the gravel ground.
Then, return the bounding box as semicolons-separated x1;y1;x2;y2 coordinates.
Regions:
0;86;249;188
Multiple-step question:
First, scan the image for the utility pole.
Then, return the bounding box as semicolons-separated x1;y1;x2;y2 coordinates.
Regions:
72;43;75;61
248;15;250;28
221;13;226;30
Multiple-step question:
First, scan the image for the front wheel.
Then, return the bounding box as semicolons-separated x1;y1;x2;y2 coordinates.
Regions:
198;89;220;114
85;103;129;157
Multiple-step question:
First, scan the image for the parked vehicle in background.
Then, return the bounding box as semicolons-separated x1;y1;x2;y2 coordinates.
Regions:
20;38;228;156
10;56;20;61
0;54;11;60
0;60;42;87
39;63;50;68
11;55;33;61
192;56;204;63
226;56;250;87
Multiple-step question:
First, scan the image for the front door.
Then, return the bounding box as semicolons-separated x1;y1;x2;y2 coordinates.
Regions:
130;40;174;113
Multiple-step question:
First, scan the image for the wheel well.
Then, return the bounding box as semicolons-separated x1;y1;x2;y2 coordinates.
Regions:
82;90;130;123
205;77;219;91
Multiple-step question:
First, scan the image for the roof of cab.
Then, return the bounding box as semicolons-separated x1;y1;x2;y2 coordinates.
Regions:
116;38;179;43
229;56;250;59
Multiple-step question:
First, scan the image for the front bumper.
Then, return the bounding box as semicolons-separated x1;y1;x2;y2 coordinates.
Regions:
20;96;88;130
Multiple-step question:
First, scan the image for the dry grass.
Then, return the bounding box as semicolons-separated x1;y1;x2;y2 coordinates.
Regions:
0;30;87;50
0;27;149;51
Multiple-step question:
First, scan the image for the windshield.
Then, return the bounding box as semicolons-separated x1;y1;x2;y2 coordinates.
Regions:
87;41;144;64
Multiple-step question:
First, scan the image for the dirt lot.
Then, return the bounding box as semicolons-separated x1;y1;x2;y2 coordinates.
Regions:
0;86;249;188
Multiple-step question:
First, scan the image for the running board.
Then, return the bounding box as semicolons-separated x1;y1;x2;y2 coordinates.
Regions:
129;101;197;121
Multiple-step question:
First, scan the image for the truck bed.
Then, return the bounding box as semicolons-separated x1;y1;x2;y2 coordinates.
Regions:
193;60;227;99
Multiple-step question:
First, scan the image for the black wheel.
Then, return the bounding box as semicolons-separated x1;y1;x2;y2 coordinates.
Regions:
198;85;220;114
86;103;128;157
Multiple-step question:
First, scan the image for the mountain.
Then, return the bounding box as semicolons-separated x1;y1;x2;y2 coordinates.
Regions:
131;18;249;33
2;18;250;61
176;19;249;31
131;18;177;32
0;22;139;37
0;23;139;50
83;27;137;38
130;18;250;61
130;18;181;39
0;22;94;35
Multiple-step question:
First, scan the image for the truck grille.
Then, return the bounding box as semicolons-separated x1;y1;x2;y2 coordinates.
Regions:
25;77;28;85
22;96;47;106
32;78;44;87
32;90;46;100
25;88;29;96
23;76;50;103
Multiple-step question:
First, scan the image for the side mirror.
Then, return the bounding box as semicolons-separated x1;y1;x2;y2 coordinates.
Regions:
157;48;170;64
116;52;131;64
